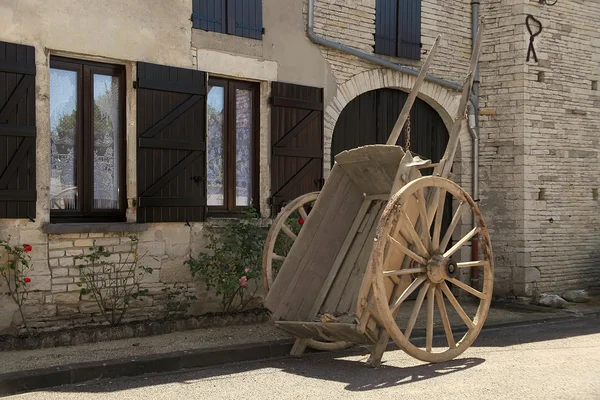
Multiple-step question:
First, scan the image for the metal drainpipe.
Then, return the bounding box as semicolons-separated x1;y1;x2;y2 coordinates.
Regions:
306;0;463;92
470;0;481;286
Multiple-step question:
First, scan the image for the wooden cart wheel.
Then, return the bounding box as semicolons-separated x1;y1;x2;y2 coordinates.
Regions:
370;176;493;363
262;192;350;352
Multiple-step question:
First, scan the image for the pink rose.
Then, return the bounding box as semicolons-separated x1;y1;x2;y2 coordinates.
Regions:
244;268;250;273
239;276;248;287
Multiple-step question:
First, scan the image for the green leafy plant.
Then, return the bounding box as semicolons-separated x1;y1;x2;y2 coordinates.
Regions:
75;236;154;326
185;207;267;312
0;238;33;334
161;283;197;319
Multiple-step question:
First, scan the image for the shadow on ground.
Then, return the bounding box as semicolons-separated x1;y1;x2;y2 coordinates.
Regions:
42;315;600;395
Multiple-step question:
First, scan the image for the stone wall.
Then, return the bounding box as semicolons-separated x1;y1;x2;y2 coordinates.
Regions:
478;0;600;295
478;0;528;295
522;0;600;294
0;225;220;334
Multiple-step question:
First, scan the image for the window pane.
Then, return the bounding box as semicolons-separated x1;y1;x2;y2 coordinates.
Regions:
207;85;225;206
50;68;78;210
235;89;253;207
93;74;121;210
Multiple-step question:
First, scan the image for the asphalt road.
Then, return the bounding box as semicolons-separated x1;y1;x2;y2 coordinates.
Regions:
7;316;600;400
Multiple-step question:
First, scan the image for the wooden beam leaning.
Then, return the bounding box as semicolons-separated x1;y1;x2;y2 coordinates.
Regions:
438;21;485;179
386;35;441;146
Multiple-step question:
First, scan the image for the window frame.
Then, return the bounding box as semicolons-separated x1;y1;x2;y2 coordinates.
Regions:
206;76;260;217
49;56;127;223
192;0;264;41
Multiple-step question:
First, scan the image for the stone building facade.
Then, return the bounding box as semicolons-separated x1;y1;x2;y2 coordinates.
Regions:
0;0;597;333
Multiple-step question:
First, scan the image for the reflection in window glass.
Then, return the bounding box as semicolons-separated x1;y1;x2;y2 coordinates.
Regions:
50;68;78;210
93;74;121;210
207;85;225;206
235;89;252;207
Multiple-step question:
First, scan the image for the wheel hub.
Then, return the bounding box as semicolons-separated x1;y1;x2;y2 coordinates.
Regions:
426;253;447;284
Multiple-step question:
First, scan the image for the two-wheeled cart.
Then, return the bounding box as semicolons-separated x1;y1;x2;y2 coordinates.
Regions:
262;25;493;365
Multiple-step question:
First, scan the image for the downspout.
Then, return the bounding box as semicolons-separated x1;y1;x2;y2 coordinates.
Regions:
469;0;481;286
306;0;463;92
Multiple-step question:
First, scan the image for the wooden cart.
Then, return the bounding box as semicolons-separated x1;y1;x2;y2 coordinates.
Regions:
262;26;494;364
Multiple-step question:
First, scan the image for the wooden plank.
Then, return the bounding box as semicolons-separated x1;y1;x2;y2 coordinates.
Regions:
286;174;365;321
308;198;373;319
0;124;35;137
320;200;380;313
273;110;320;148
335;145;405;196
138;151;203;198
137;75;206;95
264;166;346;311
139;138;205;151
386;35;440;145
271;96;323;111
275;173;359;320
0;75;34;122
274;321;375;345
139;94;203;138
340;202;385;313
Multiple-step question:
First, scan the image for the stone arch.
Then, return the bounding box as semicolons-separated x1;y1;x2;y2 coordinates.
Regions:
323;68;472;195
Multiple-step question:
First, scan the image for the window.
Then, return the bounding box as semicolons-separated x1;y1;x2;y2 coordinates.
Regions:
374;0;421;60
192;0;263;40
206;77;259;215
49;57;126;222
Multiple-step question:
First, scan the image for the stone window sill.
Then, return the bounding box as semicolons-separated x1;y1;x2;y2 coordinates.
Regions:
42;223;149;235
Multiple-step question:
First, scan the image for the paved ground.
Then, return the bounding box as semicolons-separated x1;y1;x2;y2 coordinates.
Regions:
4;297;598;374
6;316;600;400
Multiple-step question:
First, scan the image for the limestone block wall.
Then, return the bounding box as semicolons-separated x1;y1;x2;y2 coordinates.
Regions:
522;0;600;293
0;224;220;334
306;0;473;85
478;0;528;295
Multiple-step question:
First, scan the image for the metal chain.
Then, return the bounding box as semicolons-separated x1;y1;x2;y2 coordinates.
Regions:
404;115;411;151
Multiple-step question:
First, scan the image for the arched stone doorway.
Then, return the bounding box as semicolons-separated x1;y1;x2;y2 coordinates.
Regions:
331;87;453;236
331;88;448;167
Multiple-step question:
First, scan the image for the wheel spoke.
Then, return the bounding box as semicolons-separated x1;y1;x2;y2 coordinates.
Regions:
391;275;428;313
405;282;430;339
432;189;446;250
446;277;486;299
383;267;427;277
443;227;480;259
426;285;435;352
436;286;456;348
457;260;489;269
272;253;286;262
440;201;467;251
416;188;433;252
440;282;475;329
298;206;308;220
281;224;297;241
387;235;427;266
398;211;430;258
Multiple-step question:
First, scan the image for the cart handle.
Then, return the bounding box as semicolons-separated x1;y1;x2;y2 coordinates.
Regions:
386;35;441;146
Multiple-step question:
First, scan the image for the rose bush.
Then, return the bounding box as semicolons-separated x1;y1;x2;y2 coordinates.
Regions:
0;238;33;334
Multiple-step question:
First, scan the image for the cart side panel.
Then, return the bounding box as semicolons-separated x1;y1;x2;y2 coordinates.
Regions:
335;145;405;196
264;164;364;321
320;200;386;315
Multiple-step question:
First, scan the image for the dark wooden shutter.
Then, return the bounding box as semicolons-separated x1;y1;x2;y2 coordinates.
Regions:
192;0;227;33
270;82;323;216
375;0;398;57
397;0;421;60
136;62;207;223
228;0;263;40
0;40;36;219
